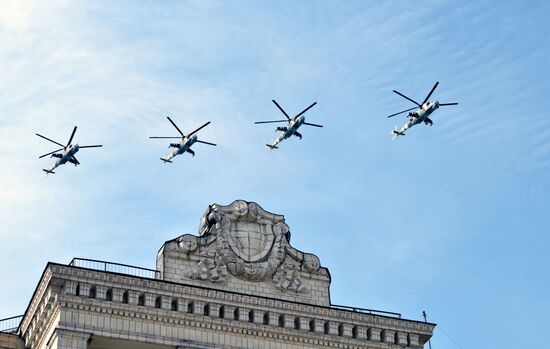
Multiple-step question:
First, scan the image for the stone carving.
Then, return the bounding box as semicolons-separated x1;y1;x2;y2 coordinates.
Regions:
179;200;323;293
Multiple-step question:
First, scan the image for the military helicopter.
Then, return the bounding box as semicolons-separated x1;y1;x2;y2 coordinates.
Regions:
387;81;458;139
149;117;216;163
36;126;102;174
255;100;322;149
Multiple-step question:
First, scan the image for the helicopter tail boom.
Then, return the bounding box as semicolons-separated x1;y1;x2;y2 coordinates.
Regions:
392;127;406;140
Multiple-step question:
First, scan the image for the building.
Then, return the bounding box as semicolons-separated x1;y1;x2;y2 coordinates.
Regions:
0;200;434;349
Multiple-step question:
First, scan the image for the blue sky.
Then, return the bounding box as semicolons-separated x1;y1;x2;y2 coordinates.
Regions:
1;1;549;348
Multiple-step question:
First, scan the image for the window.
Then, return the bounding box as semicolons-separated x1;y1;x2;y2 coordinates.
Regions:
171;298;178;311
138;293;145;306
263;312;269;325
294;317;300;330
248;310;254;323
352;326;358;339
89;286;96;299
204;304;210;316
219;305;225;319
106;288;113;301
122;291;129;304
154;296;161;309
187;301;194;314
75;283;80;296
309;319;315;333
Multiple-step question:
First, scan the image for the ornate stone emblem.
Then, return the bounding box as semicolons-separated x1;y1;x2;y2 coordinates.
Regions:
178;200;323;293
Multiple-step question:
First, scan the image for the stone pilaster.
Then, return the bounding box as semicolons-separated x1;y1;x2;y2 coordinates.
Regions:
355;326;368;340
409;333;421;347
368;327;382;341
340;323;353;337
48;329;91;349
160;296;172;310
326;321;339;336
396;331;408;346
208;303;221;318
382;329;396;344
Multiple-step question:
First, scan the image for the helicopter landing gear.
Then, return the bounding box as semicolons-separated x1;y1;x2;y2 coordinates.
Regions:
293;131;303;139
424;117;433;126
186;149;195;157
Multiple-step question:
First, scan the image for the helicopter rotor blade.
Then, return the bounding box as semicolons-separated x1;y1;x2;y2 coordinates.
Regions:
196;140;217;146
422;81;439;105
254;120;288;124
187;121;211;138
272;100;291;120
66;126;77;147
149;136;183;139
166;117;185;137
439;102;459;106
294;102;317;119
35;133;65;147
303;122;323;128
392;90;421;107
38;148;64;158
79;145;103;148
386;107;418;118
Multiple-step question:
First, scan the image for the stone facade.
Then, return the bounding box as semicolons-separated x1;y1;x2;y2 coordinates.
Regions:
5;201;435;349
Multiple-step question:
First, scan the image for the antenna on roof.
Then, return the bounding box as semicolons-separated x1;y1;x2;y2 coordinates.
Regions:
423;311;433;349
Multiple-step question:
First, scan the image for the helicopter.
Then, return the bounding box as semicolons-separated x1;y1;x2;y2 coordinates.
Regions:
255;100;322;149
149;117;216;163
36;126;103;174
387;81;458;139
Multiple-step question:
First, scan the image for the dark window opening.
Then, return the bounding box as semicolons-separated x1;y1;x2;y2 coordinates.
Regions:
263;312;269;325
154;296;161;309
89;286;96;299
106;288;113;301
138;293;145;306
171;298;178;311
122;291;129;304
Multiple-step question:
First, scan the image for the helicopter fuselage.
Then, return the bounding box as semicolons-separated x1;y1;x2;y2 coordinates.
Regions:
47;144;80;172
163;135;198;161
397;101;440;134
270;115;305;148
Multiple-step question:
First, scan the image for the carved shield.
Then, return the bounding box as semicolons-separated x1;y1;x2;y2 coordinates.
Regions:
227;221;275;262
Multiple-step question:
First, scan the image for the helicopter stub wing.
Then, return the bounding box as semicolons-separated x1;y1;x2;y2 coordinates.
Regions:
69;156;80;166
